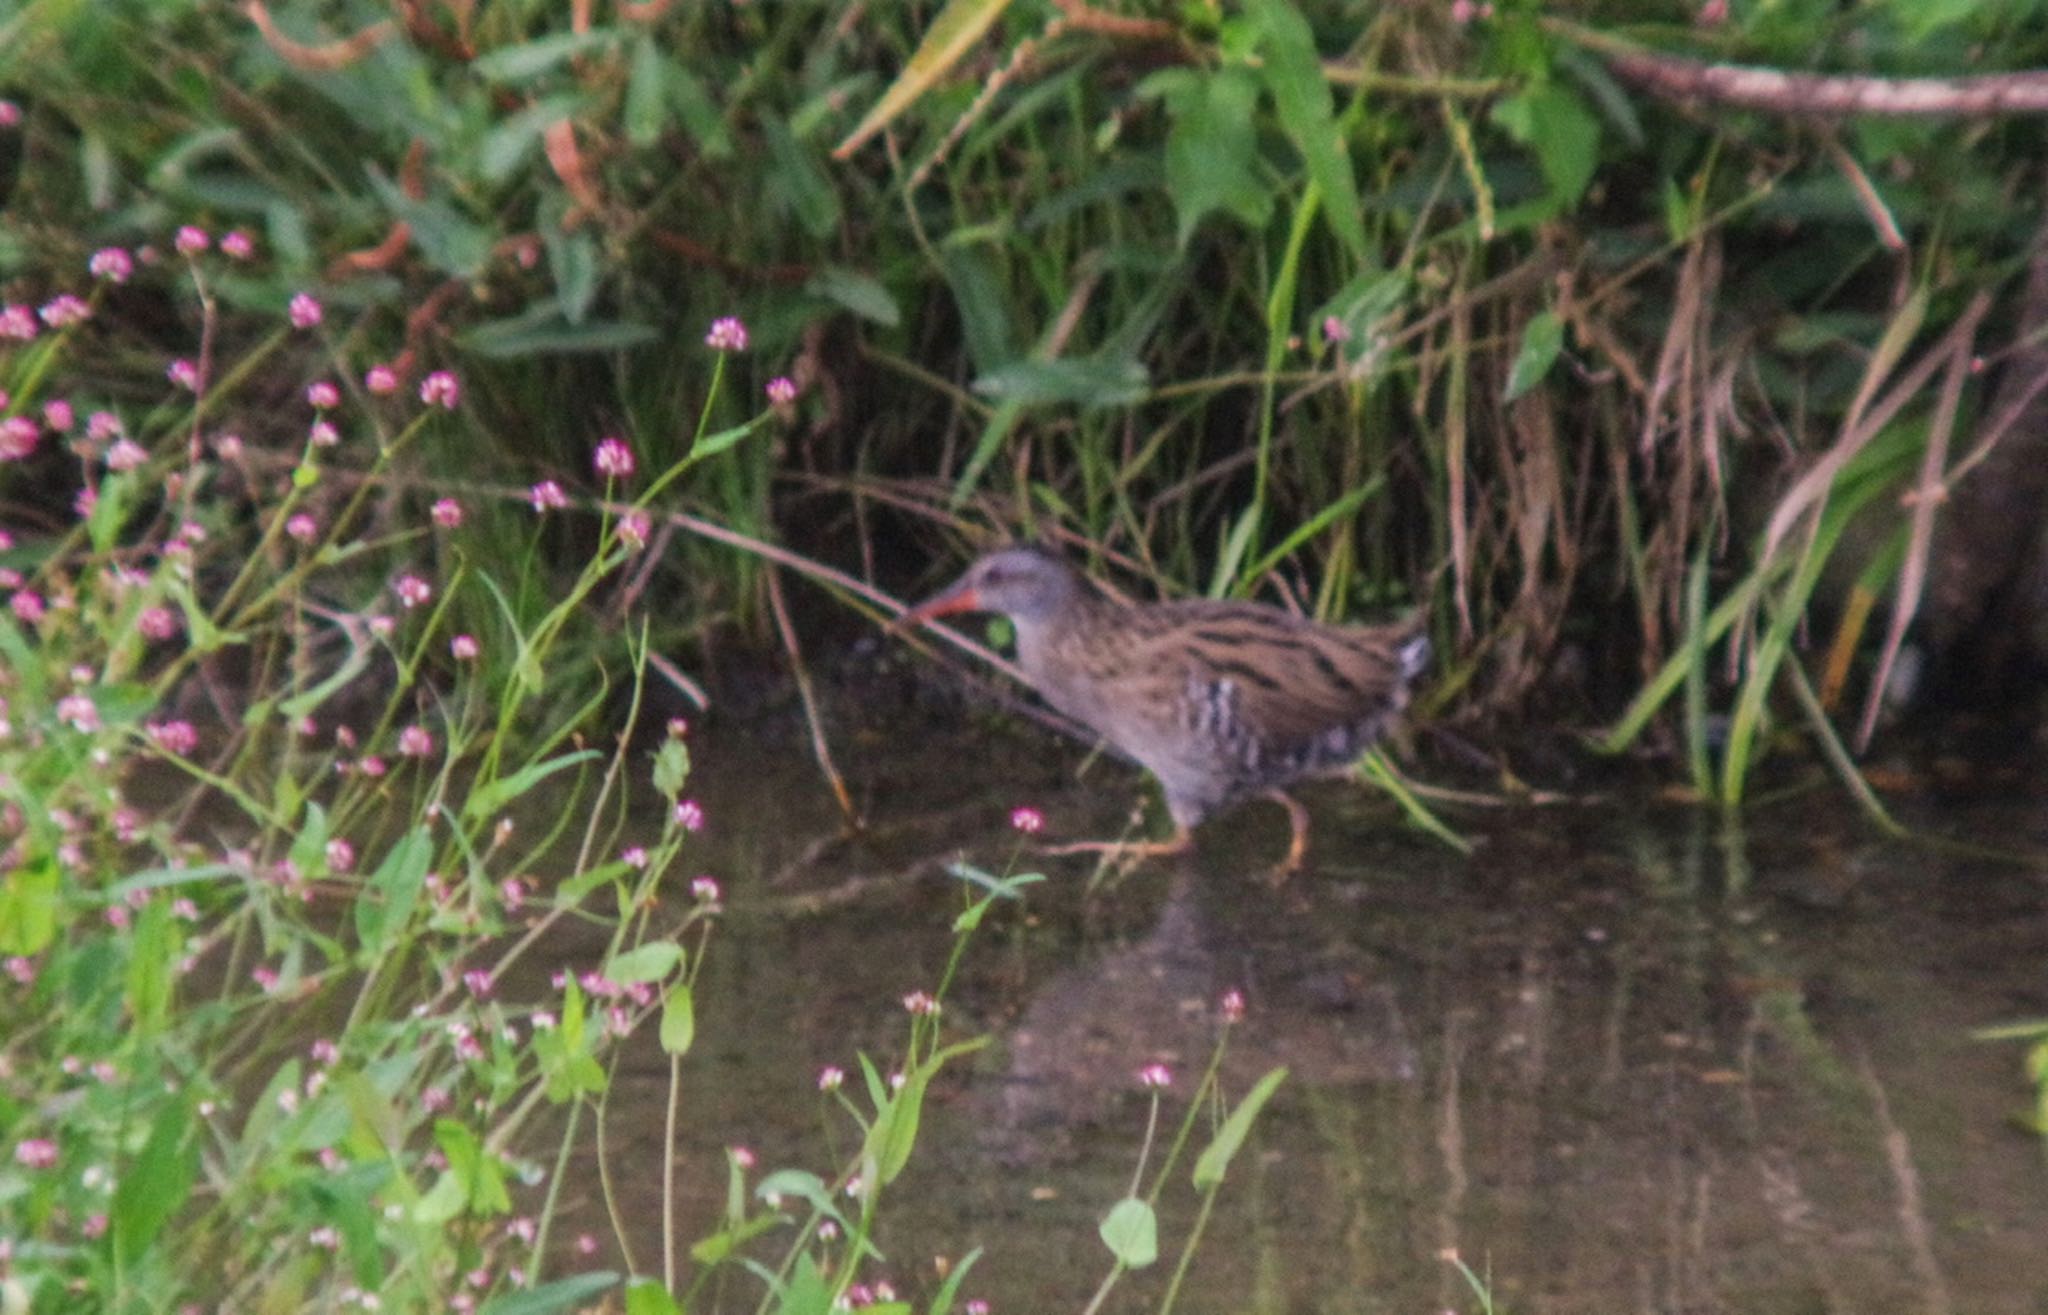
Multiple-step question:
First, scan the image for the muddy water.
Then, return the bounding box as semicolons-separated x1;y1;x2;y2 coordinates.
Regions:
542;711;2048;1314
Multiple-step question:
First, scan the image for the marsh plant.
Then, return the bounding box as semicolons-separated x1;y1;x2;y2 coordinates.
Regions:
0;233;1284;1313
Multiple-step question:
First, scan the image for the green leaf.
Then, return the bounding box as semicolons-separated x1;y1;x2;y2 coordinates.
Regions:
835;0;1017;157
624;38;670;147
463;749;602;821
474;30;620;83
1192;1067;1288;1187
1492;81;1601;209
557;859;630;904
289;800;332;877
688;1211;782;1265
1245;0;1369;266
652;739;690;800
422;1120;513;1221
937;245;1016;372
608;941;683;985
1143;66;1271;245
0;853;60;956
973;358;1150;406
478;1273;621;1315
924;1245;982;1315
806;266;901;327
660;982;696;1056
124;897;177;1038
366;176;492;277
113;1094;198;1267
415;1168;468;1224
763;116;840;239
754;1170;854;1235
355;826;432;959
1503;310;1564;402
774;1252;835;1315
624;1278;684;1315
462;313;660;359
862;1038;988;1185
686;419;764;466
667;65;734;158
1097;1197;1158;1268
478;95;584;183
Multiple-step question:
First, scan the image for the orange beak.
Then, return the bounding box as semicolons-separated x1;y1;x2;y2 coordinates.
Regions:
890;580;983;634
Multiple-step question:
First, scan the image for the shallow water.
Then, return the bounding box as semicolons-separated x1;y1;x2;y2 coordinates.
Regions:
544;710;2048;1314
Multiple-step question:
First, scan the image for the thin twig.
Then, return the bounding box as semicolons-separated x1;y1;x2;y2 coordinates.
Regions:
765;563;861;830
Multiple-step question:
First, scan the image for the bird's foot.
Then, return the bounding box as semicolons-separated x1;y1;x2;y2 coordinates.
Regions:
1261;789;1312;886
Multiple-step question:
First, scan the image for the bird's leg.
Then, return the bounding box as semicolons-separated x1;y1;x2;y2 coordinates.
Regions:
1262;788;1312;884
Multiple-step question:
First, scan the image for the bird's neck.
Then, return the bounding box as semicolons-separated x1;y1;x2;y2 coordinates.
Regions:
1013;583;1119;678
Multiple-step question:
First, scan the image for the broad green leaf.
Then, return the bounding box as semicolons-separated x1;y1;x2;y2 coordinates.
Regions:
667;65;734;158
806;266;901;327
1097;1197;1158;1268
862;1038;988;1185
0;853;59;956
688;1212;781;1264
624;1277;684;1315
1192;1067;1288;1187
290;801;332;877
478;1273;620;1315
1503;310;1564;402
434;1119;513;1217
557;859;630;904
624;1278;683;1315
653;739;690;800
660;981;696;1056
624;38;669;146
973;358;1149;407
1245;0;1369;265
763;116;840;239
463;749;602;821
607;941;683;985
355;826;432;957
366;179;492;277
774;1252;834;1315
125;897;177;1038
834;0;1016;158
1556;46;1642;147
415;1168;468;1224
937;244;1016;371
544;229;598;323
1143;66;1270;245
1493;82;1601;209
113;1094;198;1267
478;95;584;183
474;30;619;83
754;1170;854;1235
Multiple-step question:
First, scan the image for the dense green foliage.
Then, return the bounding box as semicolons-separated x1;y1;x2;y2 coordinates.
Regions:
8;0;2046;792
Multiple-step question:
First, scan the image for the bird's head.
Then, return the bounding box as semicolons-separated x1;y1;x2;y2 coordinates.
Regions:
897;544;1086;629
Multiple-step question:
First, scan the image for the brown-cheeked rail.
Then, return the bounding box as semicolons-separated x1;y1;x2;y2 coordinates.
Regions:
897;544;1429;877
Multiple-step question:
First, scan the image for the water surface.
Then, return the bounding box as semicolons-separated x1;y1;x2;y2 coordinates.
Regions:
546;711;2048;1314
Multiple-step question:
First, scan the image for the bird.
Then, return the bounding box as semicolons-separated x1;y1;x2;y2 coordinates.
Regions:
897;543;1429;876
